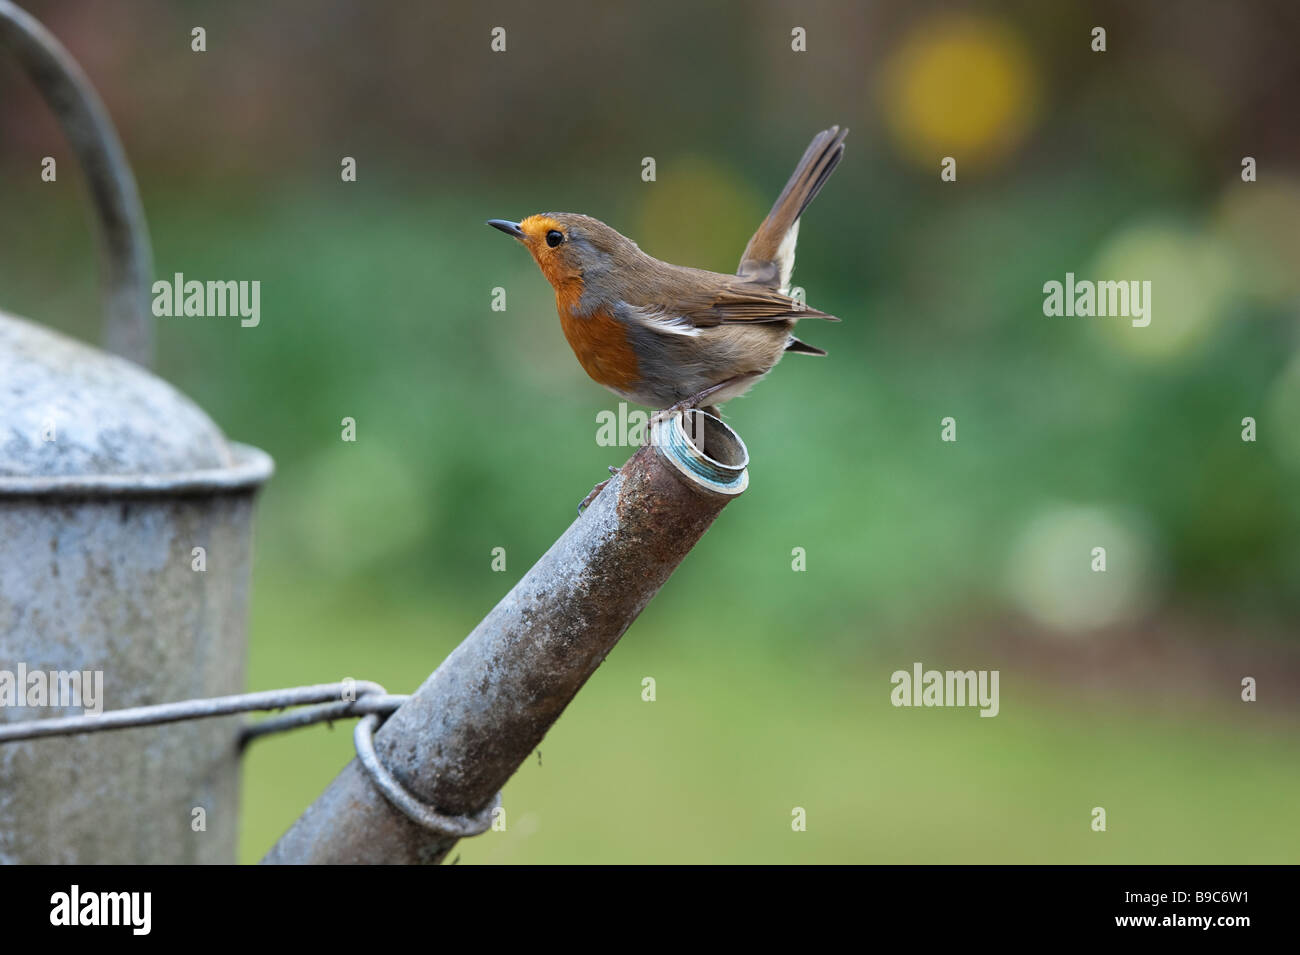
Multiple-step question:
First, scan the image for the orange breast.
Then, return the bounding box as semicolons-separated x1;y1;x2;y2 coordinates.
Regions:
554;286;639;391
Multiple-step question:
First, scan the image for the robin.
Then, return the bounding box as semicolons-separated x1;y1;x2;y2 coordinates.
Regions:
489;125;848;509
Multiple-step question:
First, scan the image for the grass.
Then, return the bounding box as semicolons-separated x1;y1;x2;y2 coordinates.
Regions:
240;584;1299;864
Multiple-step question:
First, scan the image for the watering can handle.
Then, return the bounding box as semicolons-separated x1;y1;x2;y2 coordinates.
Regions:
0;0;154;368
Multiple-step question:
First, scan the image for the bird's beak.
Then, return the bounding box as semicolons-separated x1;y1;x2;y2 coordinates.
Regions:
487;219;525;240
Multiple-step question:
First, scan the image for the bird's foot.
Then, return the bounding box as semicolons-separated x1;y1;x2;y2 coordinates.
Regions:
649;403;721;448
648;406;686;430
578;465;622;514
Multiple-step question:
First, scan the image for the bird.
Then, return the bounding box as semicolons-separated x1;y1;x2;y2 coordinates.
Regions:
488;125;848;509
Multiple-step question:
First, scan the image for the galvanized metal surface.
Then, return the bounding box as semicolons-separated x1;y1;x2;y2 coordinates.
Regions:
263;411;748;864
0;311;234;481
0;314;272;863
0;490;257;863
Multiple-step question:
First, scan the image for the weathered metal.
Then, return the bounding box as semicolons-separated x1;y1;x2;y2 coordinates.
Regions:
0;680;387;744
264;410;748;864
0;3;272;863
0;312;273;864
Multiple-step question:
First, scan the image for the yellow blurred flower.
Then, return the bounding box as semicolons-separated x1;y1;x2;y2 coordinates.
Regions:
879;15;1039;172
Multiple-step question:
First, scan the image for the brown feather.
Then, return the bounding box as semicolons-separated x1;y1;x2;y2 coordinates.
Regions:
785;337;828;356
676;281;839;326
738;126;849;287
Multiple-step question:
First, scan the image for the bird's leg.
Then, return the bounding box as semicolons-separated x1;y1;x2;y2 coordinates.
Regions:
584;374;755;513
578;465;622;515
649;373;760;429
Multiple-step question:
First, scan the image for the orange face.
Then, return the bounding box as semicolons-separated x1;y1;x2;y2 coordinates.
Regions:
516;214;582;289
488;214;585;291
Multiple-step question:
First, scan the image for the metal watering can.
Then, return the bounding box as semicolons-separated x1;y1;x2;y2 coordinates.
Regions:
0;2;272;863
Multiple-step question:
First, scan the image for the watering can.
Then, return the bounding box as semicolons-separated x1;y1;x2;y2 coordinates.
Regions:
0;1;272;863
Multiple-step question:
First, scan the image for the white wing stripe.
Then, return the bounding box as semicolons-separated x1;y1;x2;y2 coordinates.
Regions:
630;305;704;337
775;218;800;293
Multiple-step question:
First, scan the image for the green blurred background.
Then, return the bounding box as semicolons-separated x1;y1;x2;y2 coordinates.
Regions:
2;0;1298;863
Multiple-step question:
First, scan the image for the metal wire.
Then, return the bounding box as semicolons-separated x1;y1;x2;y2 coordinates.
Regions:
238;693;409;745
353;713;500;838
0;681;394;743
0;679;501;840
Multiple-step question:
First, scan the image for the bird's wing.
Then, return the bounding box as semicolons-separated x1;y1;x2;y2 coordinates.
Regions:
675;281;840;327
737;126;848;290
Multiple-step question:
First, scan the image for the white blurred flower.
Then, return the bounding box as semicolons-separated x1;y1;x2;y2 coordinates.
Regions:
1089;222;1235;360
1004;504;1159;633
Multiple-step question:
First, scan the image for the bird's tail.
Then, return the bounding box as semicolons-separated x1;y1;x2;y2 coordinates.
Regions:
737;126;849;289
785;336;828;356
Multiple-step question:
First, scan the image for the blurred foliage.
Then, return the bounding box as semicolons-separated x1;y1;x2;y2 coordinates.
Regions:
1;0;1297;862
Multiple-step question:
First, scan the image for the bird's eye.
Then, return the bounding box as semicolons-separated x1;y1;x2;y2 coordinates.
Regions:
545;230;564;248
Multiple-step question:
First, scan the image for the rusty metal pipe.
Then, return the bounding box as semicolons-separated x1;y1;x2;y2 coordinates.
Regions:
263;410;748;864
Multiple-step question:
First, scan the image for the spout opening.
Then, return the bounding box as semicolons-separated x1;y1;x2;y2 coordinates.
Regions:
652;410;749;497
